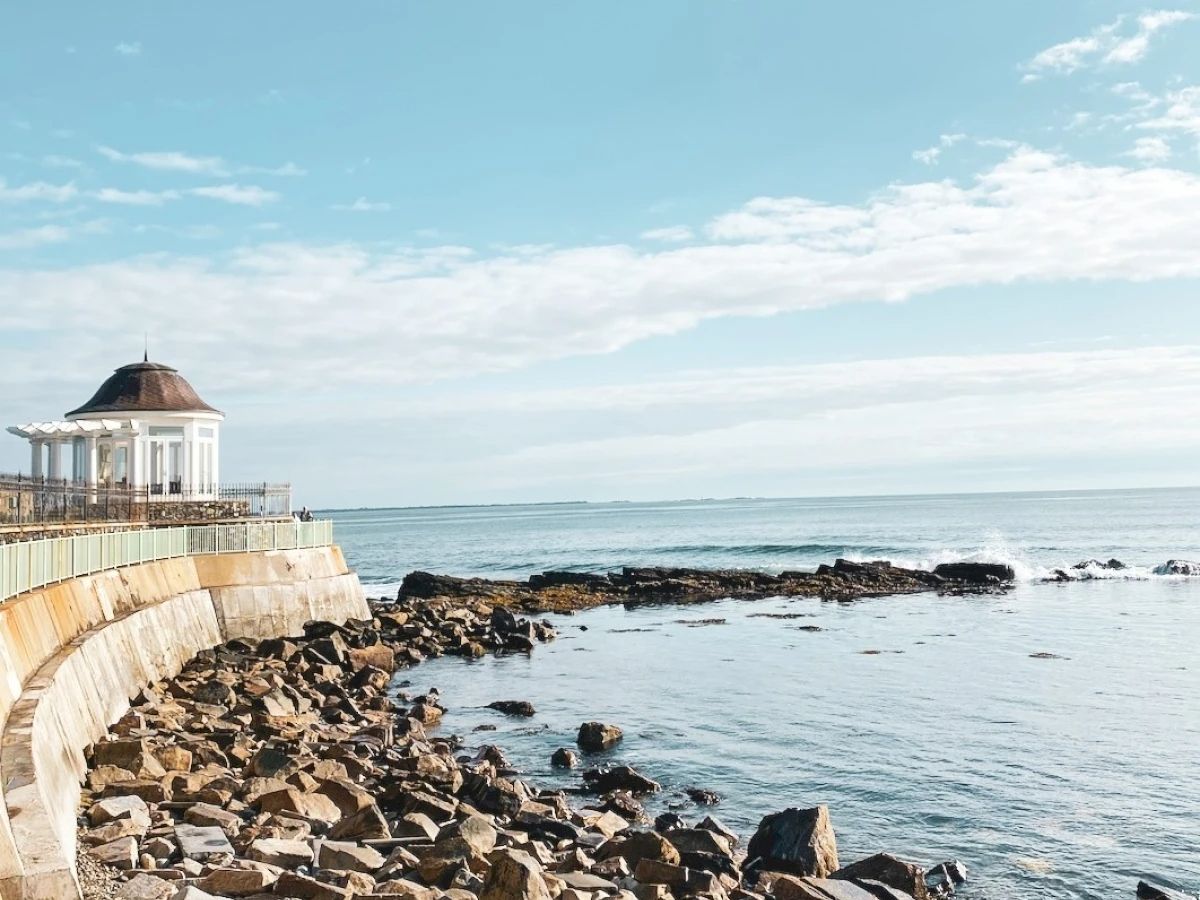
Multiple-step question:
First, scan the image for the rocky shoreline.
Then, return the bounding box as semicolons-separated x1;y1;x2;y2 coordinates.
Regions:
73;562;1192;900
397;558;1018;613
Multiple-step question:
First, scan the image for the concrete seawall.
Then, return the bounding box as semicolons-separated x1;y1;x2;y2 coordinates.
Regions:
0;546;368;899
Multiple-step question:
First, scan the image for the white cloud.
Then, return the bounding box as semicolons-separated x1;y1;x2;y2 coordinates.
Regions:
913;133;967;165
242;161;307;177
2;147;1200;398
190;184;279;206
641;226;693;242
1105;10;1193;63
97;145;229;175
1125;136;1172;163
333;197;391;212
114;41;142;56
1137;85;1200;137
0;179;77;203
93;187;179;206
1023;11;1193;79
0;225;70;250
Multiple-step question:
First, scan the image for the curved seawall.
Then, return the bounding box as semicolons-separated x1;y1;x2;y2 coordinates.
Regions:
0;545;368;899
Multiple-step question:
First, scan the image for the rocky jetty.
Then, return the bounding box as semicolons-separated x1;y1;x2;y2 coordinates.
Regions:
75;583;978;900
399;558;1010;614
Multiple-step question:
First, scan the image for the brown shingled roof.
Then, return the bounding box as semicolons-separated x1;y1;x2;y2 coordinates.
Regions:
66;361;221;417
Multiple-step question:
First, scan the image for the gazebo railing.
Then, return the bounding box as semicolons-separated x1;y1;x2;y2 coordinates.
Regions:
0;519;333;604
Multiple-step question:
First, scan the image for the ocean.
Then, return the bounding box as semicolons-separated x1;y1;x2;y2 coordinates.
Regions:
325;488;1200;899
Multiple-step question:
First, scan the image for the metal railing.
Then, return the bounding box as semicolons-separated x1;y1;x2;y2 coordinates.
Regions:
0;475;149;526
0;519;334;604
0;474;292;526
219;483;292;517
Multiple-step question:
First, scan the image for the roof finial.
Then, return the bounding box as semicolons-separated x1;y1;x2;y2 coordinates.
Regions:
144;332;149;363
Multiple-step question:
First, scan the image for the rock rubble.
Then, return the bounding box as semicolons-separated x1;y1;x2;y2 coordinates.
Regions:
70;563;1027;900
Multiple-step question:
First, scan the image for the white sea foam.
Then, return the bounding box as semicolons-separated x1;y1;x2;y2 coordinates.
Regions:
844;533;1190;582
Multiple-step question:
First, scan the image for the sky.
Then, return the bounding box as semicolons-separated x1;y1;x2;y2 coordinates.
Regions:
3;1;1200;508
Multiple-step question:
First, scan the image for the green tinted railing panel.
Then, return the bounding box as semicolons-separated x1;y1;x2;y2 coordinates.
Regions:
0;520;334;604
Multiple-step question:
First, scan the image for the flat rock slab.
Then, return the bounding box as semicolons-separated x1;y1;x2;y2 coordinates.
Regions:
114;873;175;899
174;823;234;861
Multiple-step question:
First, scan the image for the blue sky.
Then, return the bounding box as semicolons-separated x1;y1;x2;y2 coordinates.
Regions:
3;2;1200;506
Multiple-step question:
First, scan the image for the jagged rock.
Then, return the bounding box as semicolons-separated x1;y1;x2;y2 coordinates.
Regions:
174;824;234;862
931;562;1015;584
834;853;927;899
599;830;681;869
771;875;879;899
747;806;839;877
577;722;623;752
1137;880;1198;899
480;848;553;900
487;700;536;717
274;871;354;899
88;835;139;869
666;828;733;858
248;837;313;867
686;787;720;805
1153;560;1200;576
551;747;579;768
1072;558;1126;570
89;795;151;828
583;765;661;795
113;874;175;899
198;867;278;895
328;802;391;840
316;839;386;872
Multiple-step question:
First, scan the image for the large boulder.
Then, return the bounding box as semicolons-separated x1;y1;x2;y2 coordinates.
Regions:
577;722;623;751
834;853;927;899
479;848;552;900
932;562;1015;584
1153;560;1200;576
747;805;839;877
582;765;661;795
598;829;681;869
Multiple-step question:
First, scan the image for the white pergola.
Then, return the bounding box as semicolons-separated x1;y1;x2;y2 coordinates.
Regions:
8;420;136;484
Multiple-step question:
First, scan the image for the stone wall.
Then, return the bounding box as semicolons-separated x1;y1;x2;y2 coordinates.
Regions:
0;546;368;899
145;500;252;523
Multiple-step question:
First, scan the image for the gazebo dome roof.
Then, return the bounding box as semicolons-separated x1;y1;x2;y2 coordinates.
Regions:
66;360;221;418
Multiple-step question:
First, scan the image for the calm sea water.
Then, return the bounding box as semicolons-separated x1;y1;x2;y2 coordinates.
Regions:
325;489;1200;900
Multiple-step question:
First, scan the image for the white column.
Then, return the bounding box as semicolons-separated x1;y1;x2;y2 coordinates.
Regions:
85;437;98;485
30;440;44;478
47;440;62;480
128;437;140;489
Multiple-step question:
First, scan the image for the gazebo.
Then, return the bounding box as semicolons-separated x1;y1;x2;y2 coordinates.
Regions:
7;357;223;499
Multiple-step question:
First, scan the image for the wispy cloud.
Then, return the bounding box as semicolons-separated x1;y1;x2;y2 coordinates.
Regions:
96;145;305;179
114;41;142;56
251;161;306;177
641;226;693;242
0;179;77;203
1137;85;1200;137
1023;10;1194;80
98;145;229;176
333;197;390;212
93;187;179;206
913;133;967;165
0;225;71;250
1125;135;1172;163
190;184;279;206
